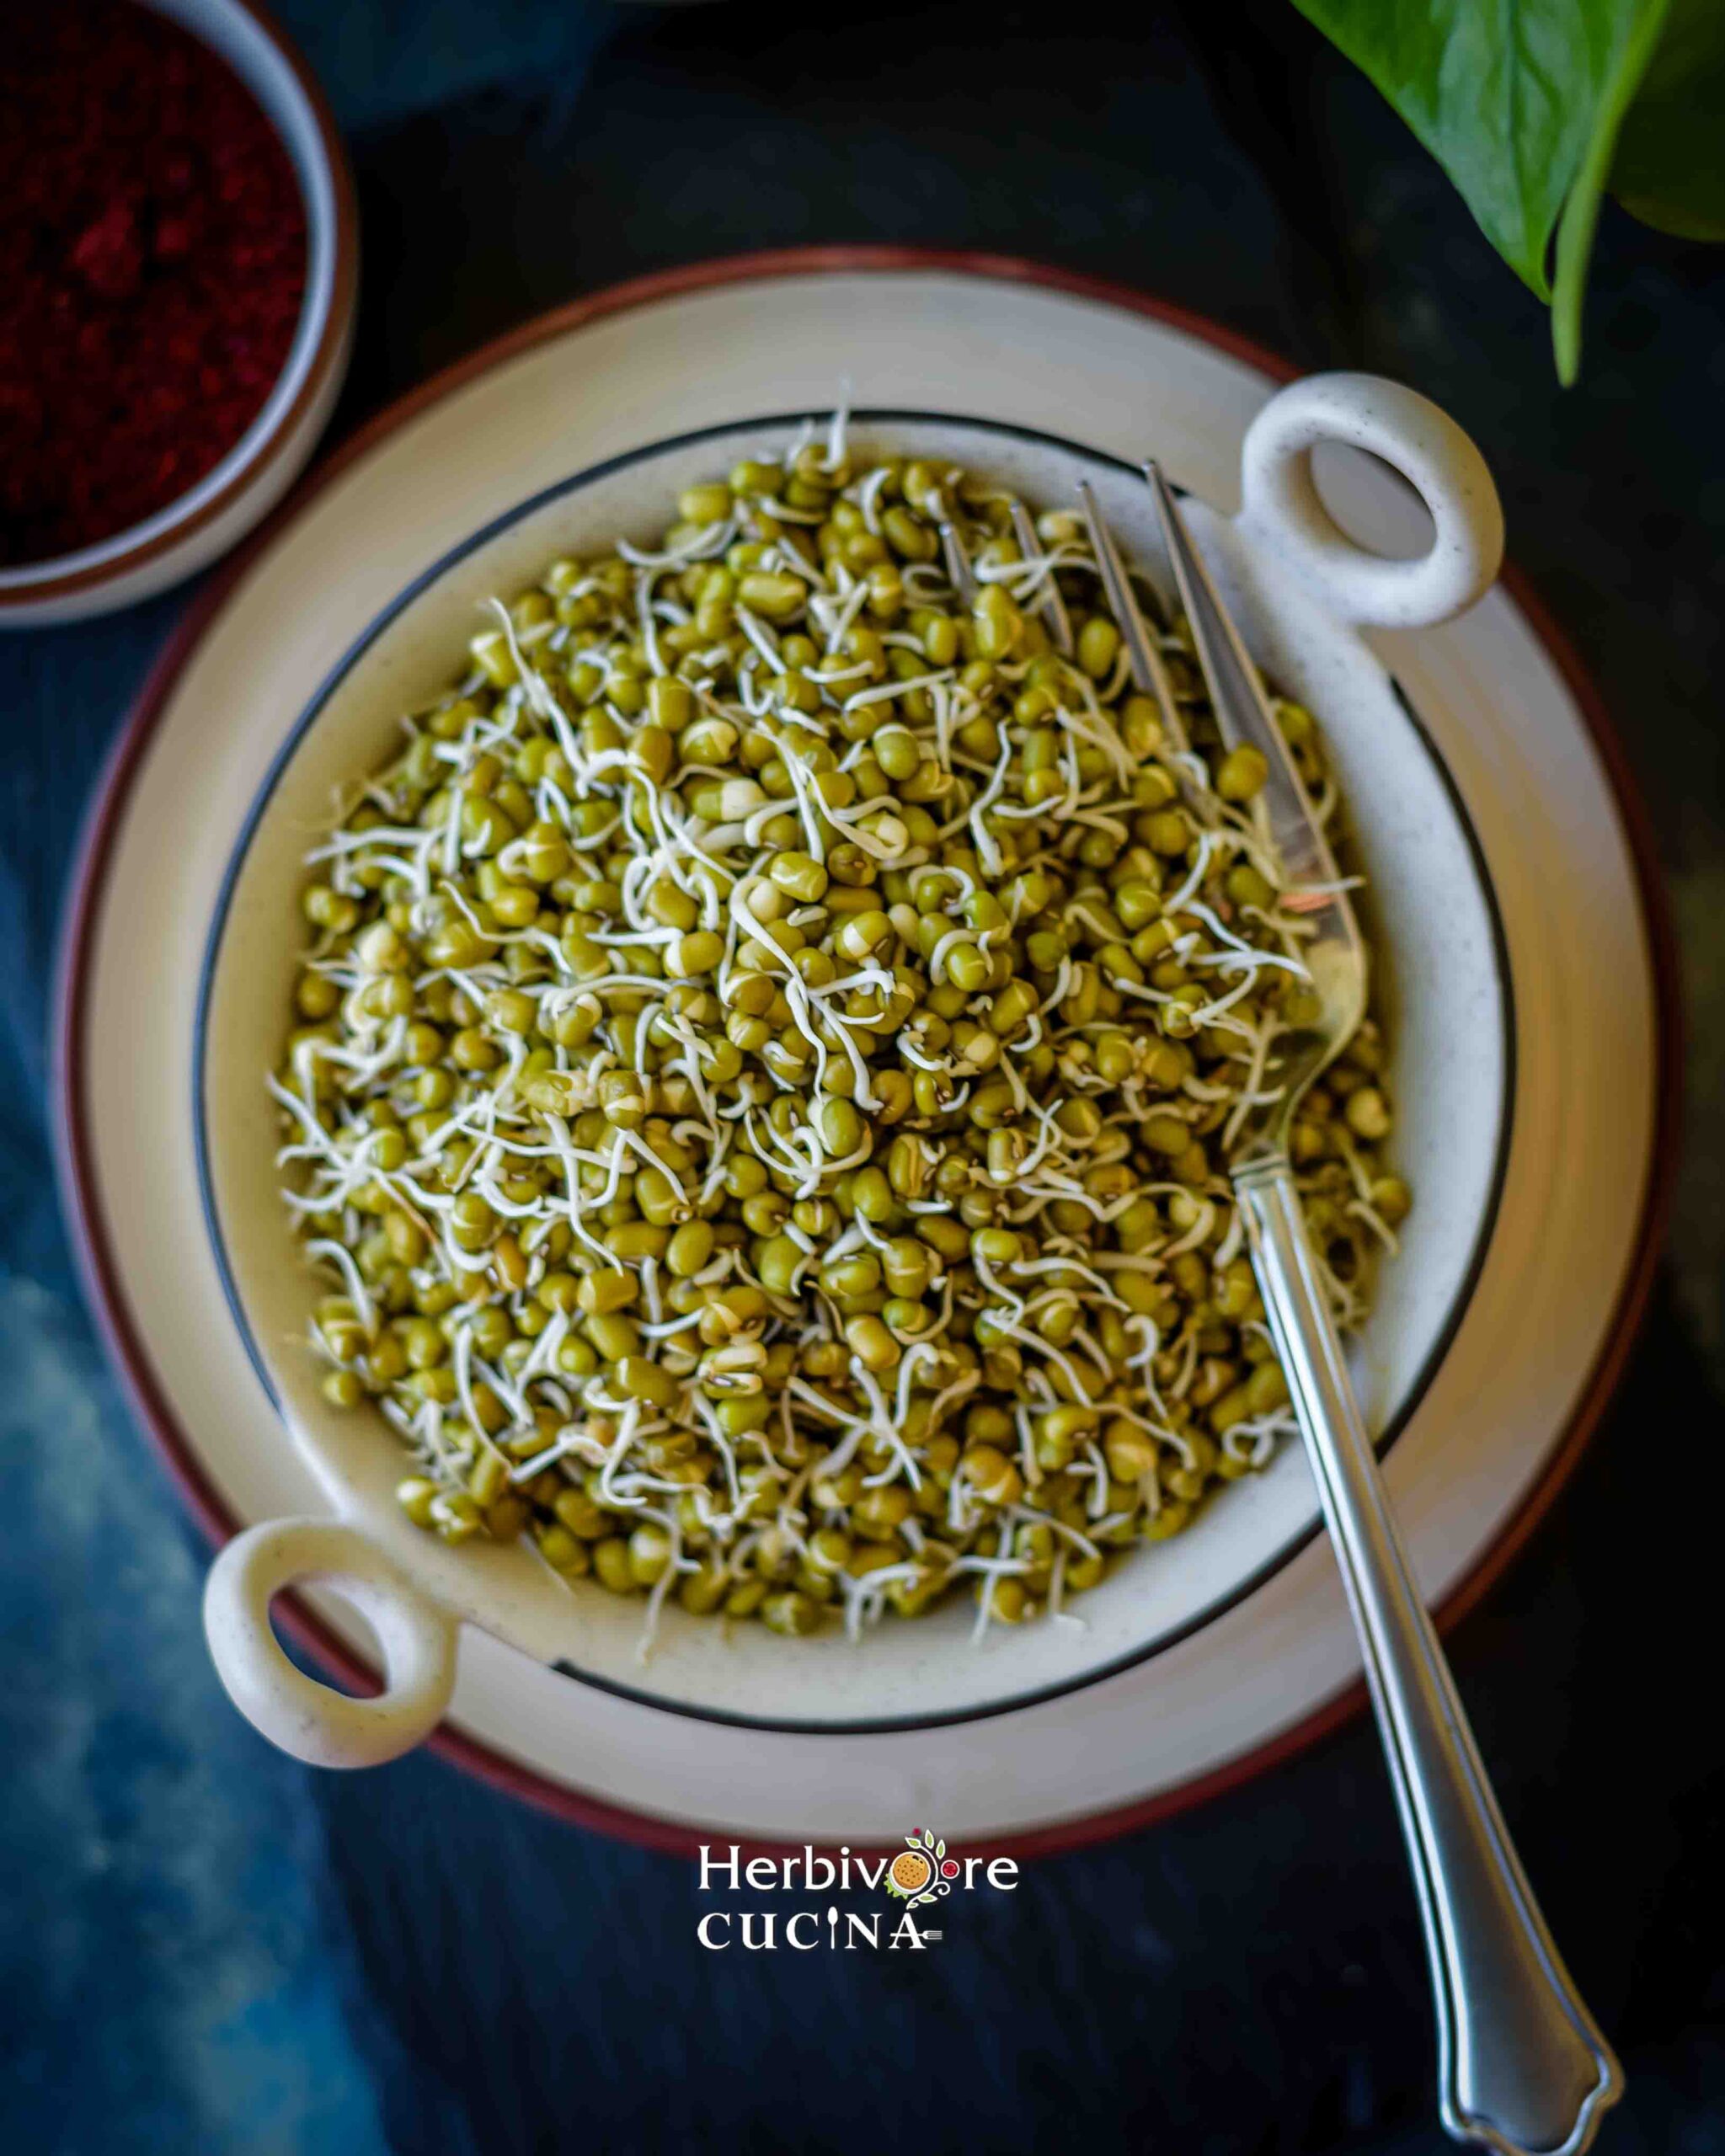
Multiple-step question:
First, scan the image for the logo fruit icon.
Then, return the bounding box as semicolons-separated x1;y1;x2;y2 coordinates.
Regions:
889;1850;932;1895
884;1828;951;1906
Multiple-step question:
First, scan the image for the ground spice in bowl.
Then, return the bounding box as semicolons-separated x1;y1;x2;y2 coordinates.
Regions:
0;0;308;569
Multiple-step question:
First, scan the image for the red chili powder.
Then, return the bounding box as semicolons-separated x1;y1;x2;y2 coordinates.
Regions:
0;0;308;568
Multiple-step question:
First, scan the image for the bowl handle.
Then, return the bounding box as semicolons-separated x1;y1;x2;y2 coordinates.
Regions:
1236;373;1504;629
203;1517;457;1768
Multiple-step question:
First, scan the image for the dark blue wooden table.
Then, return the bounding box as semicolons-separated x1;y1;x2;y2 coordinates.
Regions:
5;5;1723;2151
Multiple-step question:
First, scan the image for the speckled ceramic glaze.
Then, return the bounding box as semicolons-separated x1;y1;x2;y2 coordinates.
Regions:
195;382;1511;1765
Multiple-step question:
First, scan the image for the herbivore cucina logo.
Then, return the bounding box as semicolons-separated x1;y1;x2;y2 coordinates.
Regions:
697;1832;1018;1951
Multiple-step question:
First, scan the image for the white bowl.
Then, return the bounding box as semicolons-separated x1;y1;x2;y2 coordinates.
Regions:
0;0;356;628
196;381;1512;1765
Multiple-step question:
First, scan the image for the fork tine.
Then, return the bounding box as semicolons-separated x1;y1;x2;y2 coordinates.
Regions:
935;495;978;606
1074;477;1190;763
1141;457;1337;894
1008;499;1074;656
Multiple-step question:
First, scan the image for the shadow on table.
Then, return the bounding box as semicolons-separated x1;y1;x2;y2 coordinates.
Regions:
309;1282;1725;2156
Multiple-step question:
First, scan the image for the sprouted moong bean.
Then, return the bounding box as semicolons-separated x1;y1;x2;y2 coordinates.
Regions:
275;419;1408;1652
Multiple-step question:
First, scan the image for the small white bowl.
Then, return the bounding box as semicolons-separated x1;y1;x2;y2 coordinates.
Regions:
196;382;1513;1765
0;0;356;629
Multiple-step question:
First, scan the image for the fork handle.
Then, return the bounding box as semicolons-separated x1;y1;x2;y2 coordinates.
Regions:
1235;1156;1621;2155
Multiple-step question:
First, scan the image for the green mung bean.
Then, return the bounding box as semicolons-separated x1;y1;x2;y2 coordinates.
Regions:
277;420;1402;1648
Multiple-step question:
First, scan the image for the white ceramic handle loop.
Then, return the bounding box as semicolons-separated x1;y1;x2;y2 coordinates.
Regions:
1238;373;1504;629
204;1518;457;1768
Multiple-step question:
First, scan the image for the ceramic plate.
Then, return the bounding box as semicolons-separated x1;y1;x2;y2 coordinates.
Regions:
56;250;1673;1851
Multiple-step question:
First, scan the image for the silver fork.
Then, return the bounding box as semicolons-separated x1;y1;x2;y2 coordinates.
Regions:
1132;461;1622;2156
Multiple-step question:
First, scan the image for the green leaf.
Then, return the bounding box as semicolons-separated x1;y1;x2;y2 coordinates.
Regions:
1551;0;1672;379
1611;0;1725;239
1291;0;1723;377
1290;0;1641;302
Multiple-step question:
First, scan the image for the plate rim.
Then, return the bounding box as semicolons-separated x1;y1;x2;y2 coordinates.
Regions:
51;244;1681;1854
